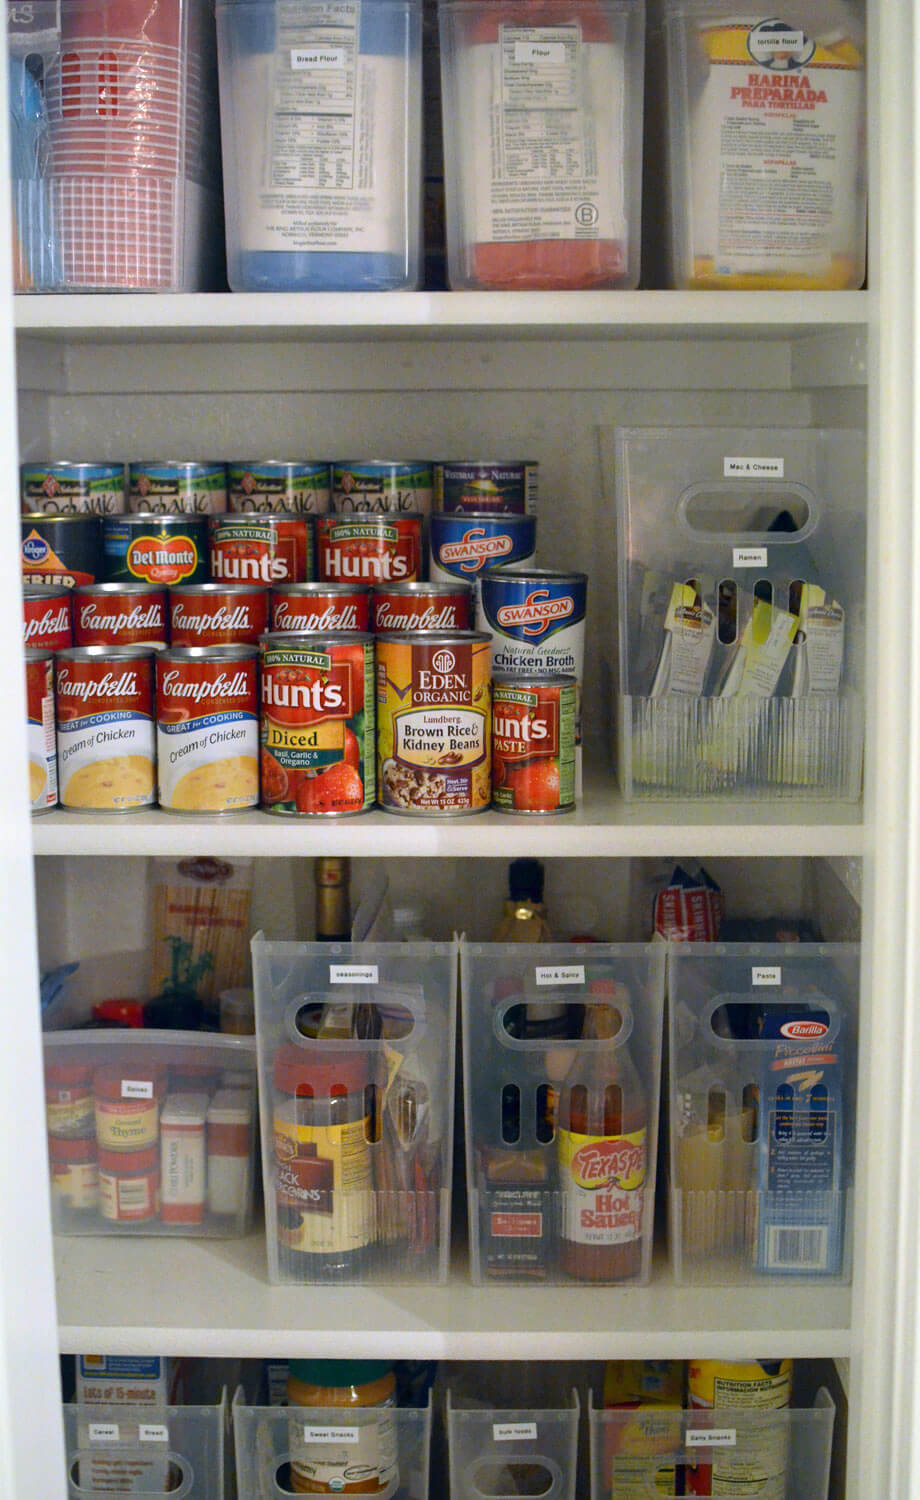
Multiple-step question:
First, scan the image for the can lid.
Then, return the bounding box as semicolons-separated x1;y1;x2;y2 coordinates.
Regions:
171;582;267;596
56;645;156;663
269;582;366;597
106;513;204;528
23;585;70;599
21;512;102;526
49;1135;97;1162
24;648;54;663
288;1360;393;1391
492;672;577;689
159;645;259;663
229;461;327;472
129;461;224;474
98;1143;159;1172
371;581;473;597
375;629;491;645
94;1063;166;1099
45;1061;93;1087
161;1091;210;1126
260;630;373;649
274;1043;369;1096
481;566;587;585
73;582;165;597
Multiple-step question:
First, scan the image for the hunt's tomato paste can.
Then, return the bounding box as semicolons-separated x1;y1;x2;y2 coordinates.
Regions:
72;583;168;648
492;673;576;814
55;646;156;811
260;632;375;816
270;582;371;634
209;514;312;585
228;462;331;514
156;646;260;813
21;514;103;588
22;586;72;651
102;515;209;586
428;511;536;585
372;581;472;632
316;514;423;586
25;650;57;813
170;583;269;646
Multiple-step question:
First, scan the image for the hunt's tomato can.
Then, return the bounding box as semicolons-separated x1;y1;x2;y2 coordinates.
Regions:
156;646;260;813
209;514;312;585
270;582;371;633
25;649;57;813
170;583;270;645
102;514;209;586
372;581;472;632
316;514;423;585
492;673;576;814
22;586;72;650
55;646;155;811
260;632;375;816
72;583;168;648
21;514;103;588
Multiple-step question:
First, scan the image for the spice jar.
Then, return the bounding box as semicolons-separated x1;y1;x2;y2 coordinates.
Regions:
45;1061;94;1138
94;1063;166;1152
286;1360;398;1494
49;1135;99;1213
98;1145;160;1223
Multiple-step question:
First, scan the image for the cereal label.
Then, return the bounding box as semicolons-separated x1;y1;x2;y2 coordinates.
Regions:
377;634;491;814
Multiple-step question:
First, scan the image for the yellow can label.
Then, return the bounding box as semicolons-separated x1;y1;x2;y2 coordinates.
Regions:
274;1110;373;1255
376;635;491;812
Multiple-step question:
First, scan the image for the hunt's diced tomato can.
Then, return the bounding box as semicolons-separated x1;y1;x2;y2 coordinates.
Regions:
372;581;472;632
170;583;270;646
55;646;155;812
72;583;168;648
316;514;423;586
209;514;312;585
491;673;576;814
156;646;260;813
270;582;371;634
25;649;57;813
23;586;72;651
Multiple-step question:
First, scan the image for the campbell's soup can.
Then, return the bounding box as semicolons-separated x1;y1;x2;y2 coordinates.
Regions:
25;650;57;813
372;581;472;633
271;582;371;633
316;514;423;586
103;514;209;586
55;646;155;811
433;461;538;516
128;462;227;515
170;583;269;645
21;514;103;588
21;462;125;516
72;583;168;648
209;513;312;585
228;462;331;514
23;586;72;651
260;632;375;816
376;630;492;816
332;461;433;515
428;512;536;587
492;673;576;815
156;646;260;813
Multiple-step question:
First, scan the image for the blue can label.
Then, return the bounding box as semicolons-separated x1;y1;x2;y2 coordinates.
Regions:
429;512;536;583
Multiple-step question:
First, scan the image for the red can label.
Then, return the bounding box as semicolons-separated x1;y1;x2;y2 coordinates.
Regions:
55;654;155;810
373;587;471;632
26;654;57;810
170;586;270;645
260;638;375;815
23;590;72;650
492;679;576;814
73;587;168;647
271;586;371;634
316;515;422;585
210;516;311;585
156;653;259;811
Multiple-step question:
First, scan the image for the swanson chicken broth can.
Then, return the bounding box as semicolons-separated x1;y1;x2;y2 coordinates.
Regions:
21;514;103;588
316;514;423;586
492;673;576;814
23;586;72;651
156;646;260;813
21;462;125;516
260;632;375;816
55;646;155;811
376;631;492;815
478;569;588;757
428;512;536;587
72;583;168;648
170;583;269;646
209;514;312;586
270;582;371;634
228;462;331;514
372;581;472;632
332;461;433;515
129;462;228;515
103;515;209;586
25;650;57;813
433;461;538;515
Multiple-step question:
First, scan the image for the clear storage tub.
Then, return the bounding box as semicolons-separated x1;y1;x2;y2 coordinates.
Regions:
448;1390;580;1500
63;1395;227;1498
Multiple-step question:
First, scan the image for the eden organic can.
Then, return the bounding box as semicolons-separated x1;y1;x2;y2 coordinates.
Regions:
25;650;57;813
376;630;492;815
428;511;536;585
21;462;125;516
156;646;259;812
128;462;228;515
433;461;538;515
72;583;168;648
316;514;423;586
270;582;371;633
372;581;472;632
492;673;576;814
55;646;156;811
260;632;375;816
228;462;331;514
103;514;209;586
332;461;433;515
21;514;103;588
170;583;270;645
22;586;72;650
209;514;312;585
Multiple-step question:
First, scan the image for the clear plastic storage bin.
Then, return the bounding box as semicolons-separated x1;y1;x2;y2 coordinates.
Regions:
438;0;645;289
588;1389;835;1500
233;1388;432;1499
460;941;664;1285
251;935;456;1284
610;425;866;800
216;0;423;291
658;0;867;290
448;1390;580;1500
668;942;858;1285
63;1396;227;1498
44;1029;258;1236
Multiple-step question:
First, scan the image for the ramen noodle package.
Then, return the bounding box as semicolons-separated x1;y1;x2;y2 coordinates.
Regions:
149;857;254;1014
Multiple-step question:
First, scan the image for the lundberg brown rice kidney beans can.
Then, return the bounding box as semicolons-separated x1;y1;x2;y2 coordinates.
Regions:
72;583;168;648
372;581;472;632
270;582;371;633
55;646;155;811
316;514;423;586
156;646;260;812
491;673;576;815
260;632;375;816
209;514;312;585
170;583;269;646
25;650;57;813
22;586;72;651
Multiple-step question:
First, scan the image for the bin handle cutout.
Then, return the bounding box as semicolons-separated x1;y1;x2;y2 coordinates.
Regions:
69;1452;192;1497
701;992;840;1051
283;986;423;1050
468;1455;563;1499
675;480;818;546
494;995;634;1052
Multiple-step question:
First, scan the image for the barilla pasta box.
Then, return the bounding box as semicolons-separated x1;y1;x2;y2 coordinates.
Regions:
755;1004;844;1276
